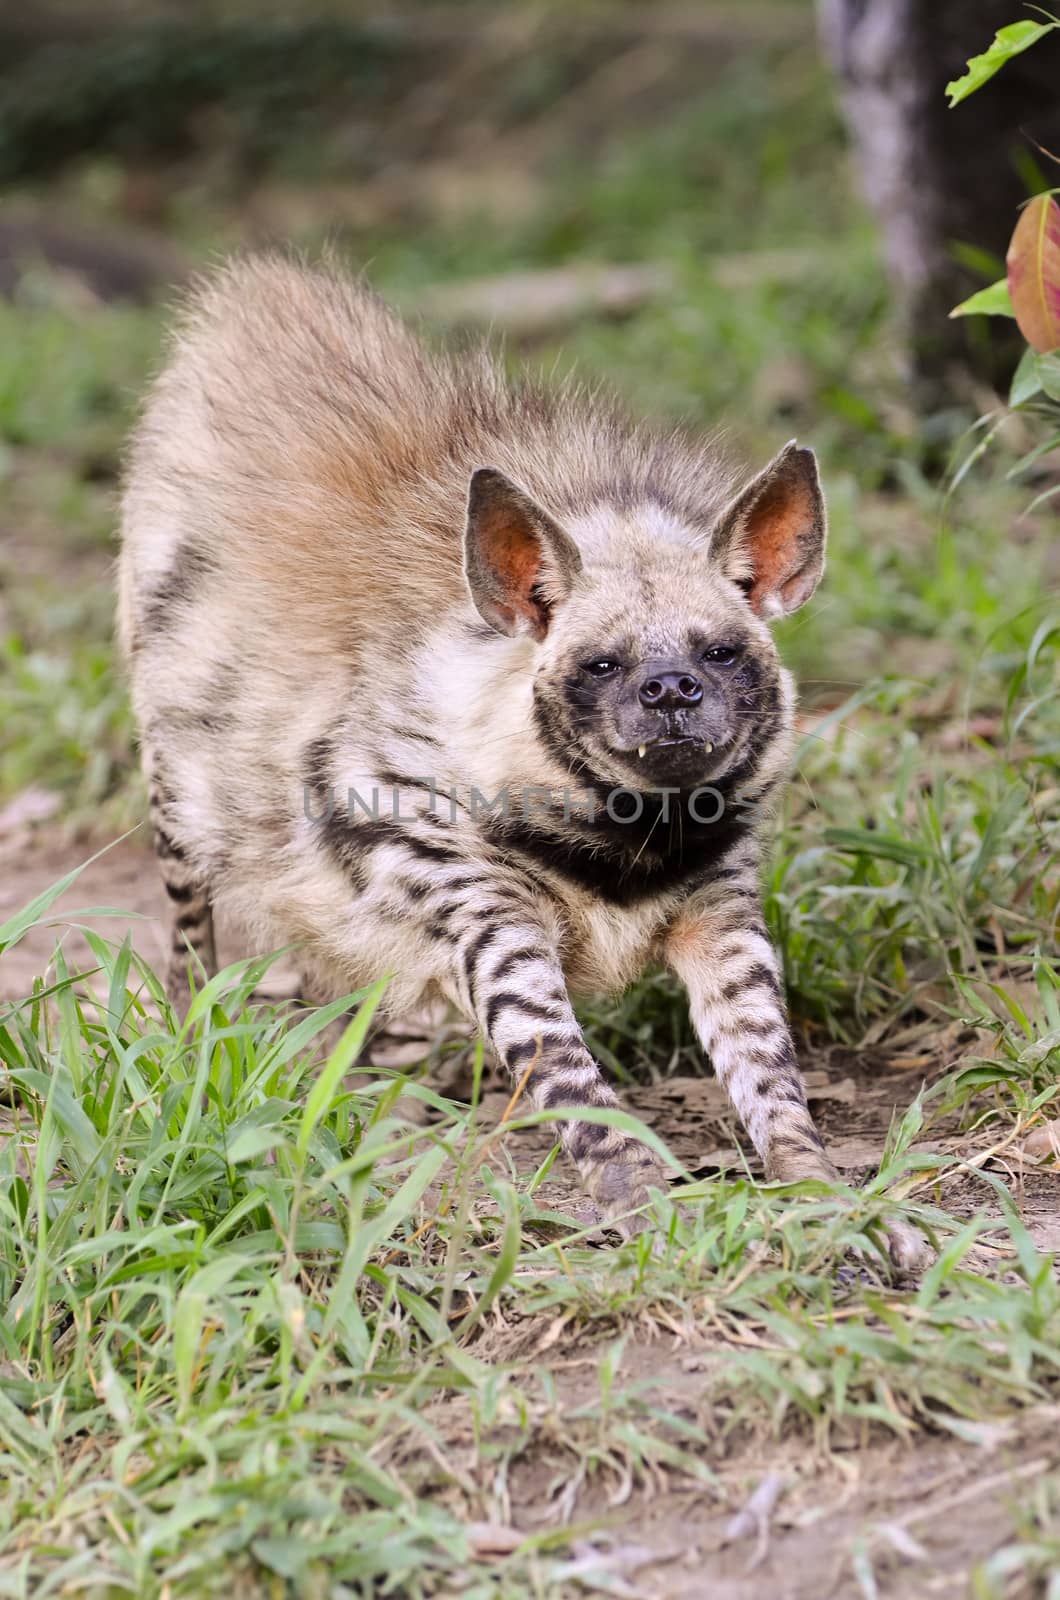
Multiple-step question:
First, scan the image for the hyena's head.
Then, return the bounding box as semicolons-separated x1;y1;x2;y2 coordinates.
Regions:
463;443;826;793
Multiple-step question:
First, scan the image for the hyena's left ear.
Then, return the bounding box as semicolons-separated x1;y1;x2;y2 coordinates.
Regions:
464;467;583;641
710;441;826;620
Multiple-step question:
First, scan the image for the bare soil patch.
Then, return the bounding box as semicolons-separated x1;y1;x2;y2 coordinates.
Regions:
494;1401;1060;1599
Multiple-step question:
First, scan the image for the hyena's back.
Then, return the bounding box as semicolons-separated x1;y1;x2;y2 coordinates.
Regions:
119;256;479;984
120;255;480;666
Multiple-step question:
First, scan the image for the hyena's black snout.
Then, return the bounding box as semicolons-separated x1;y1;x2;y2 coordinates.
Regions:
614;658;734;768
637;667;703;710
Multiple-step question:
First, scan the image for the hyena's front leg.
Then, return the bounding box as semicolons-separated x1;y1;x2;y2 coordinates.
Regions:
450;893;667;1227
665;896;834;1186
665;884;931;1272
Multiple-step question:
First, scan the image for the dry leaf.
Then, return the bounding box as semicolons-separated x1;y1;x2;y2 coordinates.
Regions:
466;1521;526;1556
1007;194;1060;353
723;1473;788;1572
1023;1119;1060;1163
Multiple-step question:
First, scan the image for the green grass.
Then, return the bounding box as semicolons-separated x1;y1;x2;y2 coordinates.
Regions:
1;883;1059;1596
973;1483;1060;1600
0;297;157;821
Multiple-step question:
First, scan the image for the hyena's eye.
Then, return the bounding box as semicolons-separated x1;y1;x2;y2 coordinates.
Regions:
703;644;740;667
583;658;622;678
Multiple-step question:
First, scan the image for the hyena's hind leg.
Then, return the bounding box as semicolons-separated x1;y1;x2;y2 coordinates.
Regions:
147;770;217;1010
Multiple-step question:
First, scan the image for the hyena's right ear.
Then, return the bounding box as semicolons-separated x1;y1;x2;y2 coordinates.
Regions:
710;441;826;621
464;467;583;641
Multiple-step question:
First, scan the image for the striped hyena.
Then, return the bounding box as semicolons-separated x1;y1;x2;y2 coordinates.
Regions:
119;254;927;1267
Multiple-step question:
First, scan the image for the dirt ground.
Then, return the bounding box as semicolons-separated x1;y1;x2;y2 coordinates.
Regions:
4;819;1059;1596
494;1402;1060;1599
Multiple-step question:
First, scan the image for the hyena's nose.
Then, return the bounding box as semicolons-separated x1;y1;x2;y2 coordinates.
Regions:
638;670;704;710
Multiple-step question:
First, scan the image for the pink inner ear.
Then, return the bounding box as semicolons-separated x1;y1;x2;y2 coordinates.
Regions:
477;504;547;636
493;529;542;610
745;476;815;614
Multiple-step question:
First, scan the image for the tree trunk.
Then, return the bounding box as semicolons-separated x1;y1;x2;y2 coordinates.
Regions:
819;0;1060;397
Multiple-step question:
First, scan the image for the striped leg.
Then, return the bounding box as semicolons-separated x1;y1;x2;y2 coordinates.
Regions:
666;895;833;1185
666;878;931;1272
306;802;666;1226
454;901;667;1227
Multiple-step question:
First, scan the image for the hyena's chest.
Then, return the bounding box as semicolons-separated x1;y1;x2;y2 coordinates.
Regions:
558;894;666;997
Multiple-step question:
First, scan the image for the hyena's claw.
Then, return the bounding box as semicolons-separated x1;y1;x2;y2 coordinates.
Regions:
585;1149;669;1238
881;1215;934;1274
841;1215;934;1281
765;1151;934;1277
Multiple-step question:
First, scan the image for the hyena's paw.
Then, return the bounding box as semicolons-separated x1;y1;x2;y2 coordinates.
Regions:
837;1217;934;1288
880;1214;934;1274
580;1140;669;1238
765;1148;933;1277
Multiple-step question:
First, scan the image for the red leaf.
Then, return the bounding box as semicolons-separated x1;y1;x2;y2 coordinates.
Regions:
1007;193;1060;353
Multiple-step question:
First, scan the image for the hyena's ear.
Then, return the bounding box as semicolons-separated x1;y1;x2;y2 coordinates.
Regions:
710;441;826;620
464;467;582;641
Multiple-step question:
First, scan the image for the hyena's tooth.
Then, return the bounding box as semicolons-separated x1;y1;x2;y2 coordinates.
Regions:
638;745;647;758
704;741;714;753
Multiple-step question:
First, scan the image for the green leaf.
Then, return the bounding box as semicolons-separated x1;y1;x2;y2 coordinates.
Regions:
8;1067;104;1173
453;1177;522;1338
1027;616;1060;674
296;978;388;1157
822;827;932;867
1018;348;1060;409
0;861;90;956
225;1125;287;1165
1010;345;1044;406
173;1255;249;1413
946;22;1058;107
949;277;1015;320
506;1103;686;1177
1035;351;1060;401
0;833;141;956
321;1139;449;1343
1008;428;1060;476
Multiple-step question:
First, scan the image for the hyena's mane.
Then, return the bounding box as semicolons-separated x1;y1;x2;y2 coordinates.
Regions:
136;253;740;643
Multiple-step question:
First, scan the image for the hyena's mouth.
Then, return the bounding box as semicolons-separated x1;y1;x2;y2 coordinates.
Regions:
615;731;730;787
634;734;711;759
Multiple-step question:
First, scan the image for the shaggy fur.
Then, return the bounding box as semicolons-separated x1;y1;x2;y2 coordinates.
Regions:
119;254;926;1265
